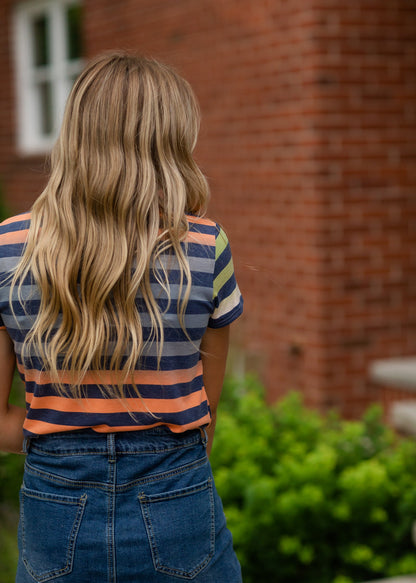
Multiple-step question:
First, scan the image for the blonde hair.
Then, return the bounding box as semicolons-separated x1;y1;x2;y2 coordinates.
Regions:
11;52;209;398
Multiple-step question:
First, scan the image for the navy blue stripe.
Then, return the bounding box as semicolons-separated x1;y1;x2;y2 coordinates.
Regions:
24;376;204;400
19;351;202;373
25;402;209;428
0;219;30;234
214;246;232;278
183;242;215;259
186;218;219;235
0;243;27;255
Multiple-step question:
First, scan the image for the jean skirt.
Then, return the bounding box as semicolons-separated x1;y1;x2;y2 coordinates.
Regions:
16;427;242;583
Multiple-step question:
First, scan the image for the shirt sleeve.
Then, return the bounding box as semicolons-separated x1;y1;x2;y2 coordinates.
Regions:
208;227;243;328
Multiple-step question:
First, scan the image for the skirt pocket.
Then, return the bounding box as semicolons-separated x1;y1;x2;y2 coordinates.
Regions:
139;477;215;579
19;486;87;582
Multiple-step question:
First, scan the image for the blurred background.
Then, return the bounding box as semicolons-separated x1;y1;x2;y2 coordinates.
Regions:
0;1;415;581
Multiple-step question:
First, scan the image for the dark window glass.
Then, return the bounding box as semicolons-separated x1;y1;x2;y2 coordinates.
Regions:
38;81;53;136
66;5;83;60
32;14;50;67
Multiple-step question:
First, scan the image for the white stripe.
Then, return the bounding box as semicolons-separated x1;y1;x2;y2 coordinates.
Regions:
210;286;241;321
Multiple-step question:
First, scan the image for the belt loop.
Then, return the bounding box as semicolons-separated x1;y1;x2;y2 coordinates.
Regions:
107;433;116;463
21;437;30;454
199;427;208;448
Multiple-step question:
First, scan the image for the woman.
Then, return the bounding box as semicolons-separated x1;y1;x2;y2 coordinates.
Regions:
0;52;243;582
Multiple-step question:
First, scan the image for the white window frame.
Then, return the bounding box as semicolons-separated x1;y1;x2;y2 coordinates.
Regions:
13;0;83;155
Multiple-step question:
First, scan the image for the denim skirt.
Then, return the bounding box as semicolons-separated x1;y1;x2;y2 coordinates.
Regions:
16;427;242;583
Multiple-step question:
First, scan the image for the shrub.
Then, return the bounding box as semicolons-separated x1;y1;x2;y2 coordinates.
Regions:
210;376;416;583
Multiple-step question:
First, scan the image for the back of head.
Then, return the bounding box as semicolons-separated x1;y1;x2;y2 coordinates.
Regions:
14;52;210;395
55;51;208;222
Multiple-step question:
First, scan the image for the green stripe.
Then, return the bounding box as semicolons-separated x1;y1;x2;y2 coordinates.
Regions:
213;258;234;299
215;228;228;260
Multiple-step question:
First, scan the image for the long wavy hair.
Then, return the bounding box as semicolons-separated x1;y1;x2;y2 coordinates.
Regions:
11;52;209;398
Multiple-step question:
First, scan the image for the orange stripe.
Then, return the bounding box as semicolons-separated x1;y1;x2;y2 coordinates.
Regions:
0;228;29;246
185;231;215;246
26;390;206;415
23;419;91;434
1;213;31;226
167;415;211;433
1;213;211;231
0;218;213;247
186;215;215;227
0;215;211;241
19;361;202;387
88;422;166;432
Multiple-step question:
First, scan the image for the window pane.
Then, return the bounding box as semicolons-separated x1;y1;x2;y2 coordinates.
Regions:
37;81;53;136
66;5;83;60
32;14;50;67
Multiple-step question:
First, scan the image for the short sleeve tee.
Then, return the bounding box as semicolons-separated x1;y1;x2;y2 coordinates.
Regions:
0;213;243;437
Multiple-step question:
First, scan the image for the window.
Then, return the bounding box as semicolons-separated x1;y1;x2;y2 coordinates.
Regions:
14;0;83;154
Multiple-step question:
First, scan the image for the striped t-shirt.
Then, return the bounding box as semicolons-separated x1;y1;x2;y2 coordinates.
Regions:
0;213;243;437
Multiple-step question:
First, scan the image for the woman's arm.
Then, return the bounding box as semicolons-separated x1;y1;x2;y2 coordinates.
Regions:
200;325;230;457
0;329;25;453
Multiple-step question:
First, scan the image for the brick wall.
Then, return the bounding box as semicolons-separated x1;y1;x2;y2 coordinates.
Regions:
1;0;415;416
310;0;416;414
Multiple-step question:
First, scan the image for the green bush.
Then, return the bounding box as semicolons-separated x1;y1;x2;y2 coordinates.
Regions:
211;376;416;583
